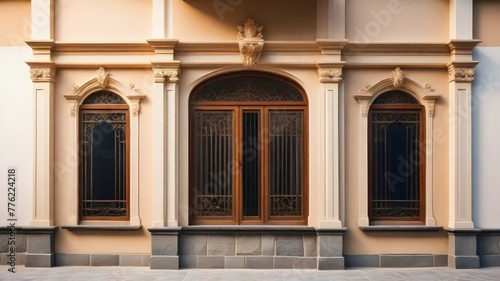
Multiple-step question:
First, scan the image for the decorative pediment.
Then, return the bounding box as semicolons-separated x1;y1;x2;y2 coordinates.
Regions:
63;67;146;117
238;17;264;68
354;74;440;118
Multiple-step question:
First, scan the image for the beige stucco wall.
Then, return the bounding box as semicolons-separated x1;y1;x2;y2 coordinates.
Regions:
54;69;154;254
40;0;456;256
343;68;450;254
346;0;449;43
0;0;30;46
174;0;316;41
474;0;500;46
54;0;151;42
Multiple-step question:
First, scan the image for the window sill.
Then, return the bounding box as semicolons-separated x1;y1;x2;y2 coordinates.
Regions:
61;225;141;231
360;225;443;232
181;225;317;235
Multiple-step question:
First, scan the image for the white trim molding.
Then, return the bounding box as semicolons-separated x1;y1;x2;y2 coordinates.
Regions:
63;67;145;226
354;68;439;227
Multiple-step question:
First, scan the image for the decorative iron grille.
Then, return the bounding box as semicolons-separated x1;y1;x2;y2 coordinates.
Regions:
193;76;304;102
268;111;304;216
83;91;126;104
193;111;234;217
370;110;421;219
80;112;127;217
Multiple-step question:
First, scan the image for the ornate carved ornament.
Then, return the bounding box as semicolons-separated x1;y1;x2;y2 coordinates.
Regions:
96;67;110;89
318;68;342;83
153;68;180;83
30;67;56;82
390;67;404;88
238;17;264;68
448;66;475;82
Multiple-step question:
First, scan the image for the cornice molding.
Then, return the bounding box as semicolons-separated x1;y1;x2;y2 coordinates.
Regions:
175;41;320;53
52;42;153;53
344;42;450;56
448;39;482;56
25;40;55;56
147;39;179;54
316;39;349;55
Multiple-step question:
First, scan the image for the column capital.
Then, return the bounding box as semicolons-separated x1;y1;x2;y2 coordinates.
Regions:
447;61;479;83
26;62;56;83
152;61;181;83
317;62;345;83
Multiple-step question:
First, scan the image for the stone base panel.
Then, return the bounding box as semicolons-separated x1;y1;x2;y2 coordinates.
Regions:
345;254;448;268
55;254;150;267
478;230;500;267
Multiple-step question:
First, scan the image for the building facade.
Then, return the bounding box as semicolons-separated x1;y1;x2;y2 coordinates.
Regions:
0;0;499;270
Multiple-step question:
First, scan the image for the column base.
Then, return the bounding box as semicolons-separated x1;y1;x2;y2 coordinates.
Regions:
149;227;181;270
317;228;347;270
447;229;480;269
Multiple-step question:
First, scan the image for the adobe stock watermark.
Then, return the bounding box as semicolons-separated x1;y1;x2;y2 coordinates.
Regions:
213;0;245;21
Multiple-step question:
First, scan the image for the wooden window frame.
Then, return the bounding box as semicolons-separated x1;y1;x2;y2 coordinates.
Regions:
189;72;308;225
79;102;130;221
368;103;426;225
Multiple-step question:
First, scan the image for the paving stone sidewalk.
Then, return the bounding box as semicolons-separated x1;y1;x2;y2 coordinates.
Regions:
1;266;500;280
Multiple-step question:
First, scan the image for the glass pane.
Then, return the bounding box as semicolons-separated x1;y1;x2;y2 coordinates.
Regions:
268;111;303;216
194;111;234;217
370;111;421;218
81;112;127;217
242;111;260;217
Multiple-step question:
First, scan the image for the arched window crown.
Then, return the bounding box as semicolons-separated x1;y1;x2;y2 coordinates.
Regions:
191;71;307;104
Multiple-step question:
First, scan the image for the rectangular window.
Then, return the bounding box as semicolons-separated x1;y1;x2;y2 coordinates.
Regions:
190;107;307;225
369;109;424;223
80;110;129;220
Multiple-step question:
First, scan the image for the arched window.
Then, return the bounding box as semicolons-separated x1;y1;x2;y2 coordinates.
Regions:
368;90;425;224
189;71;308;225
80;90;129;220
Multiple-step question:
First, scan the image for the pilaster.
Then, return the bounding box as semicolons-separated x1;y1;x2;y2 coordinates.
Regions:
316;39;347;230
149;39;180;227
447;41;480;230
26;39;55;228
446;40;480;269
